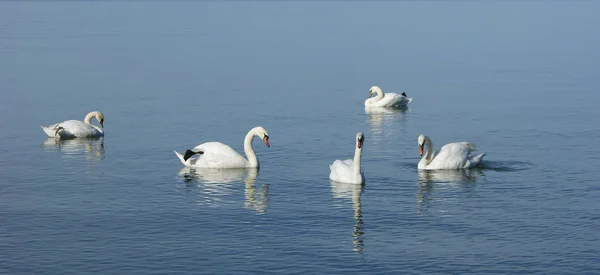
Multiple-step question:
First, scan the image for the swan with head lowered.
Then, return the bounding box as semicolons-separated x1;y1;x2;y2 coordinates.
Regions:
365;86;412;108
41;111;104;138
174;126;270;168
417;134;486;170
329;132;365;184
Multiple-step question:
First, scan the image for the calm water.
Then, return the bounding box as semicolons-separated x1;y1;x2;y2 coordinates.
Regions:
1;1;599;274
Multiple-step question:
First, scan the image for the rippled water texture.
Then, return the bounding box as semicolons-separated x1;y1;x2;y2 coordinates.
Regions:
1;1;599;274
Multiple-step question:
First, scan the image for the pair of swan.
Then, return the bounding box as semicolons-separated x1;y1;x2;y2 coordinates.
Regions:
41;111;104;138
328;133;485;184
41;113;270;169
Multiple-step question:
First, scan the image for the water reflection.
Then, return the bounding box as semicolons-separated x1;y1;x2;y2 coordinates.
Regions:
416;169;483;215
42;137;105;162
178;168;268;214
243;169;269;214
364;106;409;144
330;181;365;253
418;169;483;184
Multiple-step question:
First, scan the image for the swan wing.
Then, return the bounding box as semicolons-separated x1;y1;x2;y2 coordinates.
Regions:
384;93;412;107
429;142;484;169
329;159;354;183
187;142;249;168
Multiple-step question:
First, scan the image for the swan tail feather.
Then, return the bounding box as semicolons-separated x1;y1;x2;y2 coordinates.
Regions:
470;152;486;167
41;126;57;137
174;150;190;166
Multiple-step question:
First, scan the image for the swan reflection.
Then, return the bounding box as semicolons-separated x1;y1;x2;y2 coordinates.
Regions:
416;169;483;215
243;169;269;214
178;168;268;214
330;181;365;253
42;137;104;162
418;169;483;184
364;106;409;143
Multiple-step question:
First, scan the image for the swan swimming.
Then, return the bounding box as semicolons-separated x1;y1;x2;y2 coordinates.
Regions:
364;86;412;108
174;126;270;168
417;134;485;170
41;111;104;138
329;132;365;184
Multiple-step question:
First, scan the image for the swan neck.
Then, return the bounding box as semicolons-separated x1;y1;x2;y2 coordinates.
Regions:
244;130;258;167
424;138;435;164
375;90;384;101
353;146;363;173
84;112;96;125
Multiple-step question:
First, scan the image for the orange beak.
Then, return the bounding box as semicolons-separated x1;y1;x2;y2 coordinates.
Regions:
419;145;423;156
357;140;363;149
263;136;270;147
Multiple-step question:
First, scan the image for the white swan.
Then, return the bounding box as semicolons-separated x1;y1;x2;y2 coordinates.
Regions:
174;126;270;168
41;111;104;138
329;132;365;184
417;134;485;170
364;86;412;108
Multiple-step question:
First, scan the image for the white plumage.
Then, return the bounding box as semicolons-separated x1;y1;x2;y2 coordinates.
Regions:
174;126;270;169
329;132;365;184
364;86;412;108
417;135;486;170
41;111;104;138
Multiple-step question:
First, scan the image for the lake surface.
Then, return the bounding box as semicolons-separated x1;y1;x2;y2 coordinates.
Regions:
1;1;599;274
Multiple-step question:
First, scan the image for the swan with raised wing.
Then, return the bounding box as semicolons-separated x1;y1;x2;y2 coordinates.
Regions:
41;111;104;138
174;126;270;168
365;86;412;108
329;132;365;184
417;134;485;170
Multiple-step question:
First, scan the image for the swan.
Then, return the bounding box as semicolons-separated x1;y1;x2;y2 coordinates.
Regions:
329;132;365;184
174;126;270;168
364;86;412;108
41;111;104;138
417;134;486;170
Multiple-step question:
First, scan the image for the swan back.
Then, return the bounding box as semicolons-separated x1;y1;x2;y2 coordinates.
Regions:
177;142;249;168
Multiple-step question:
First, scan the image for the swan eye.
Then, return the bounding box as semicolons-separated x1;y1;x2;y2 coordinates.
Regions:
264;134;269;139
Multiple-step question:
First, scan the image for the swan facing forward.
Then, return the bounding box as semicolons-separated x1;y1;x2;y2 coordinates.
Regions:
418;134;485;170
41;111;104;138
365;86;412;108
174;126;270;168
329;132;365;184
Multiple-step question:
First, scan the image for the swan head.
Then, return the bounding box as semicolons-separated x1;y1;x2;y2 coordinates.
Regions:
356;132;365;149
253;126;270;148
417;134;427;156
96;112;105;128
368;86;382;98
